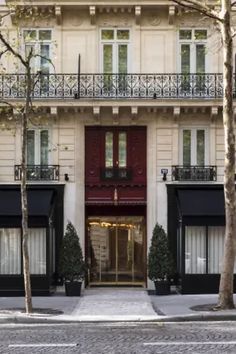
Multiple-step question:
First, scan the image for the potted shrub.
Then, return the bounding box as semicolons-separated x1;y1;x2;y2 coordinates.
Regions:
147;223;174;295
59;222;87;296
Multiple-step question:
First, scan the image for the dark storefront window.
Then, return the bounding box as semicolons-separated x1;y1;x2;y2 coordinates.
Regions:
184;225;236;274
0;228;46;275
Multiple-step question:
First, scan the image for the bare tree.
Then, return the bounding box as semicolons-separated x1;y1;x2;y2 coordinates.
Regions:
171;0;236;309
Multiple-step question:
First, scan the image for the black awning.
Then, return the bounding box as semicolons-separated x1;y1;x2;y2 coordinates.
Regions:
177;189;225;217
0;190;54;217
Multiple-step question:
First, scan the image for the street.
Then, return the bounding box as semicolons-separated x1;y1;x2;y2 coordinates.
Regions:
1;322;236;353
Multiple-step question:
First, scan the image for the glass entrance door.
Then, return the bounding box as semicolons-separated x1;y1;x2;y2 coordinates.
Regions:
88;216;145;285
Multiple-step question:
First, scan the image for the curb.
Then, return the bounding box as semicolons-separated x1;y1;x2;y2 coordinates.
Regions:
1;314;236;324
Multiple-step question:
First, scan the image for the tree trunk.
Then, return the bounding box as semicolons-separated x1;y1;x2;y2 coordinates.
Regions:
21;67;32;314
217;0;236;309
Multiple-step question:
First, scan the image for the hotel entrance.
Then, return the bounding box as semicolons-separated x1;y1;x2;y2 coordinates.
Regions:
88;216;145;285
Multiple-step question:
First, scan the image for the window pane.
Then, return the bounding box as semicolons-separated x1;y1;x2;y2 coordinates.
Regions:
179;29;192;40
28;228;46;274
118;45;128;74
185;226;206;274
117;30;129;40
27;130;35;165
197;130;205;165
40;44;50;74
24;30;36;41
196;44;205;73
101;29;114;40
118;132;127;167
39;30;51;41
0;229;21;274
103;45;113;73
181;44;190;73
208;226;224;274
105;132;113;167
183;130;191;165
208;226;236;274
40;130;49;165
195;29;207;40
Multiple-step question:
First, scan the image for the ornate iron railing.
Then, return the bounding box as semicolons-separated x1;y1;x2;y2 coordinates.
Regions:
14;165;60;181
0;73;230;99
101;167;132;181
172;165;217;181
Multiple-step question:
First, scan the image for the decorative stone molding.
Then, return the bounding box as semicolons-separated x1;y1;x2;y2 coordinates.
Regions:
89;6;96;25
131;106;138;123
135;6;141;25
112;106;119;124
50;107;58;116
173;106;180;116
169;5;175;24
93;106;100;123
55;6;61;25
211;106;218;116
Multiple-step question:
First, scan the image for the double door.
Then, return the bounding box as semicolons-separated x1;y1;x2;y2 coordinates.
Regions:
88;216;145;285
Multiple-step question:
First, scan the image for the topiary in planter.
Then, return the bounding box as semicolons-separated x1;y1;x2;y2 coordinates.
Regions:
59;222;87;295
147;223;174;295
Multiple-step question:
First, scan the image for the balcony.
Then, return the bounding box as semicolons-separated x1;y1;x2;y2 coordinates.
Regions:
172;166;217;182
0;73;229;99
100;167;132;181
14;165;60;181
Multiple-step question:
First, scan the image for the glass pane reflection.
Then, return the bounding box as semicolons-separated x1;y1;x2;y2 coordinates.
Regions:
88;216;145;284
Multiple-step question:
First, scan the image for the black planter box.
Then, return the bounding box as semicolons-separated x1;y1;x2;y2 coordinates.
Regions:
65;281;82;296
154;280;170;295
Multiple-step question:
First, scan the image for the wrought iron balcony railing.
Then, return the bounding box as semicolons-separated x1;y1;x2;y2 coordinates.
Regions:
14;165;60;181
101;167;132;181
0;73;229;99
172;165;217;181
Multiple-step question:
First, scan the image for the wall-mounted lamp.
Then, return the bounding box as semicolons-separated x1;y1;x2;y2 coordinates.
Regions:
161;168;168;181
64;173;69;181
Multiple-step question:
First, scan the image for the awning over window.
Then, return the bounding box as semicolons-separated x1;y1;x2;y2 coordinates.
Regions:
177;189;225;218
0;190;54;217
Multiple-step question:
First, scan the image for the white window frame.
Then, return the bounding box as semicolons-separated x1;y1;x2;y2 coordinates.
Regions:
22;28;52;73
178;28;208;73
180;127;209;165
100;28;131;73
27;128;51;165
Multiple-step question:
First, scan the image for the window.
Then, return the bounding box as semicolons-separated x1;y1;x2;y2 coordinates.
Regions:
0;229;21;274
0;228;46;275
23;29;52;74
28;228;46;275
27;129;49;165
105;131;127;168
103;130;129;180
101;29;130;74
185;226;236;274
179;29;207;73
181;128;208;166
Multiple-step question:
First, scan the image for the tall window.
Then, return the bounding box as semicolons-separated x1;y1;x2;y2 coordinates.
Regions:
27;129;49;165
105;131;127;168
179;29;207;73
185;226;236;274
23;29;52;74
101;29;130;73
0;228;46;275
181;128;207;166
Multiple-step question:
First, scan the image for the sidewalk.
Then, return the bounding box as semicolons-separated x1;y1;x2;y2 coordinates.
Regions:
1;287;236;323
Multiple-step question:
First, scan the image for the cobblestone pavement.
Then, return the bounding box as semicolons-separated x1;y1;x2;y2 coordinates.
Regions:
1;322;236;353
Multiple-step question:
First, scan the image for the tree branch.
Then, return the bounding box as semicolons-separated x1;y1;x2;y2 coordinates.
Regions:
0;31;27;68
171;0;223;22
